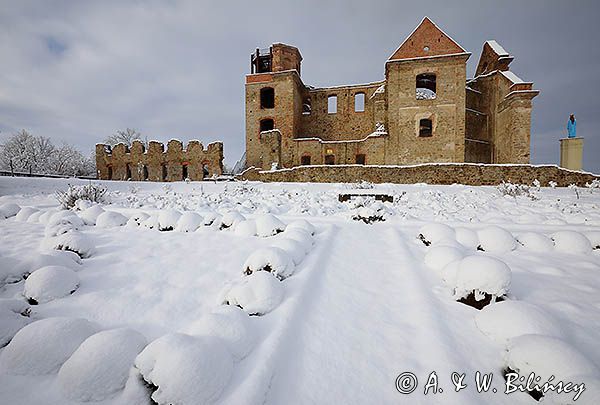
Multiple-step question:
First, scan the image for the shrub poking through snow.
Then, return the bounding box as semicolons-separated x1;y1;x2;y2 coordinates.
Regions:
515;232;554;252
418;223;456;246
126;212;150;228
157;210;182;231
0;317;98;375
271;238;306;265
134;333;234;405
551;231;592;254
182;306;255;361
0;299;31;348
496;181;539;200
96;211;128;228
424;246;464;272
475;301;563;344
453;256;511;310
0;203;21;219
351;206;386;224
175;212;203;232
586;231;600;250
15;207;39;222
58;328;147;402
504;335;598;401
45;211;85;237
55;183;107;209
43;231;94;259
243;247;295;280
476;225;516;253
141;214;159;230
234;219;257;237
219;211;245;230
286;219;316;235
78;205;105;225
201;211;220;227
221;271;284;315
255;214;286;237
23;265;80;305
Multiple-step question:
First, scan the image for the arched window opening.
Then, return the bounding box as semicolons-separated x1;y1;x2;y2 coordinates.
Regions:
202;163;209;179
416;73;437;99
301;155;311;165
324;154;335;165
143;165;149;181
354;93;365;112
126;164;132;180
302;98;312;115
260;118;274;132
419;119;433;137
260;87;275;109
327;95;337;114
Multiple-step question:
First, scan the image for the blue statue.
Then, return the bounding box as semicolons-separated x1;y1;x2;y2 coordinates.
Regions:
567;114;576;138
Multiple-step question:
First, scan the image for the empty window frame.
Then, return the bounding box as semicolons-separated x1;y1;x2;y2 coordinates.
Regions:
324;154;335;165
416;73;437;99
260;118;274;132
354;93;365;112
355;154;366;165
182;164;188;180
260;87;275;109
419;118;433;137
302;98;312;115
327;95;337;114
301;155;311;165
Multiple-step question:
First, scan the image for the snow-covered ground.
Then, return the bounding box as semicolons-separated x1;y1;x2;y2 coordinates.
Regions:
1;176;600;404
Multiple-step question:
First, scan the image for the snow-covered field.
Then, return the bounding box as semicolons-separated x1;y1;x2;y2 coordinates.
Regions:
1;176;600;404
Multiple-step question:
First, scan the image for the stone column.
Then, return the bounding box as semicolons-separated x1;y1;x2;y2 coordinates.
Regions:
560;137;584;171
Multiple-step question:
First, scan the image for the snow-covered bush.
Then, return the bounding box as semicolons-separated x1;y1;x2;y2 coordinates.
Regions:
126;212;150;228
78;205;105;225
424;246;464;272
182;306;255;361
455;227;479;250
96;211;128;228
55;183;107;209
15;207;39;222
58;328;147;402
0;255;27;285
351;206;386;224
476;225;516;253
255;214;286;237
496;181;538;200
175;212;203;232
74;199;94;211
286;219;316;235
281;229;314;254
475;301;563;344
515;232;554;252
243;247;295;280
42;231;95;258
234;219;257;237
24;265;80;304
418;223;456;246
0;299;31;347
202;211;221;227
453;255;511;309
219;211;245;230
157;210;182;231
38;208;59;225
134;333;234;405
347;180;375;189
0;203;20;219
15;252;81;279
141;214;159;230
221;271;284;315
0;317;98;375
586;231;600;250
439;260;461;287
551;231;592;254
26;210;43;223
45;210;85;237
271;238;306;265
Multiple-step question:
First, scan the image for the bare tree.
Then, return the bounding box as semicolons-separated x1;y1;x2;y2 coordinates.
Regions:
104;128;147;147
0;130;55;174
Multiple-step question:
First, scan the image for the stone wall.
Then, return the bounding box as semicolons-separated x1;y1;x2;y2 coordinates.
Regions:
95;139;223;181
239;164;599;187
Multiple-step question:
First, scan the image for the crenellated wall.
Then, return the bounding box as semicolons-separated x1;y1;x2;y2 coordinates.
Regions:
95;139;224;181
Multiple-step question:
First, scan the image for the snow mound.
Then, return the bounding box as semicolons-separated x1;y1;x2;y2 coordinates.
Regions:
24;265;80;304
141;214;159;229
79;205;106;225
17;252;82;277
58;328;147;402
15;207;39;222
515;232;554;252
26;210;43;223
42;231;95;258
234;219;257;237
0;299;31;347
455;228;480;250
0;255;26;285
505;334;598;382
271;238;306;265
74;199;94;211
126;211;150;227
220;211;245;230
221;271;284;315
477;225;516;253
286;219;316;235
282;229;314;253
453;255;511;302
134;333;234;405
157;210;182;231
418;223;456;246
255;214;286;237
475;301;564;344
96;211;128;228
586;231;600;250
45;211;85;237
175;212;203;232
202;211;221;227
38;208;59;225
551;231;592;254
439;260;461;287
0;317;98;375
0;203;20;219
182;306;255;360
424;246;464;271
243;247;295;280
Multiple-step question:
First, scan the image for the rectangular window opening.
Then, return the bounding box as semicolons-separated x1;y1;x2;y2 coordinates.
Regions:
327;95;337;114
354;93;365;112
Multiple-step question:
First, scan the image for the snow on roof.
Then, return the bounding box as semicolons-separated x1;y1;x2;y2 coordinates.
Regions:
486;40;509;56
501;70;526;84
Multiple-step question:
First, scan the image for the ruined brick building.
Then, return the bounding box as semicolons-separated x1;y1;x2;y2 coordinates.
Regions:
245;17;539;170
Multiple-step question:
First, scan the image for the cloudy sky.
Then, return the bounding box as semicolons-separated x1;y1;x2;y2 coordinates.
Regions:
1;0;599;171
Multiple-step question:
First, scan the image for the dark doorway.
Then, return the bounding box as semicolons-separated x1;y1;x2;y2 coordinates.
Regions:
162;164;168;181
107;165;112;180
182;164;188;180
126;164;132;180
143;165;149;180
